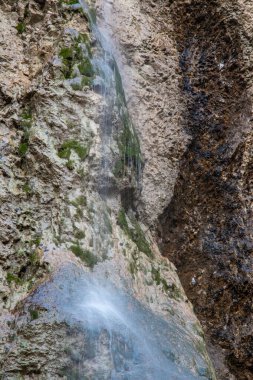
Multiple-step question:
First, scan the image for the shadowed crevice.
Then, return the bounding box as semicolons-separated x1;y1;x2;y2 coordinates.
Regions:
158;1;253;379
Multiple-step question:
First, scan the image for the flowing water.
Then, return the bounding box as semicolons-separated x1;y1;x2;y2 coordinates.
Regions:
79;0;142;195
31;266;210;379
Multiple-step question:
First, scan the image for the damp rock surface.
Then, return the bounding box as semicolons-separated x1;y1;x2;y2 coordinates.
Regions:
97;0;253;379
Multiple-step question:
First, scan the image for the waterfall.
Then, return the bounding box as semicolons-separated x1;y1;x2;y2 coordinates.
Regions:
31;268;205;379
79;0;142;197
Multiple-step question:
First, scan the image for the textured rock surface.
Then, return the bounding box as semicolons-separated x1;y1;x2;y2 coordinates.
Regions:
97;0;190;226
0;0;216;379
101;1;253;379
157;1;253;380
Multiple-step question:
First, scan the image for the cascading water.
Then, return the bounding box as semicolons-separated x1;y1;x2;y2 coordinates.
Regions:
30;267;208;379
79;0;142;196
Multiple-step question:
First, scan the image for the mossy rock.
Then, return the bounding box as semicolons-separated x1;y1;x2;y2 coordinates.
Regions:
74;229;86;240
59;38;94;85
118;209;153;258
70;245;98;268
6;273;23;285
78;59;94;77
151;267;183;299
70;196;87;207
66;159;75;170
18;110;33;157
29;308;39;320
18;142;29;157
113;60;142;179
59;47;73;60
61;0;79;5
22;183;32;194
16;22;26;34
58;140;89;161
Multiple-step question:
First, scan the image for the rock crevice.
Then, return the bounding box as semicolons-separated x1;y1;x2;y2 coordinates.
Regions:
159;1;253;379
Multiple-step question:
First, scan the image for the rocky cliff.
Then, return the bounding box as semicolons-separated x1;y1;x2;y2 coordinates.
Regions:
0;0;252;379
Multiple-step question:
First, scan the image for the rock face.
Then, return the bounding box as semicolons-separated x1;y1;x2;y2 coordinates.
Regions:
101;1;253;379
97;0;190;226
156;2;253;380
0;0;215;379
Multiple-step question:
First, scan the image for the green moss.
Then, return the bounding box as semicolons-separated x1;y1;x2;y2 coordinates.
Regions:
75;207;84;221
61;0;79;5
70;81;82;91
59;36;94;87
77;167;86;179
131;220;153;258
6;273;23;285
192;322;205;339
60;46;77;79
70;245;98;267
22;183;32;194
70;195;87;207
81;76;93;87
29;309;39;320
20;111;32;128
128;250;139;277
16;22;26;34
70;77;93;91
33;236;41;247
118;208;131;235
30;250;40;266
76;195;87;206
129;261;137;276
78;59;94;76
73;144;89;160
113;159;124;177
151;266;182;299
18;142;29;157
18;110;33;157
114;60;127;105
58;140;89;161
77;33;92;57
151;267;162;285
118;209;153;258
21;111;32;120
113;61;142;179
66;159;75;170
59;47;73;60
168;283;183;300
